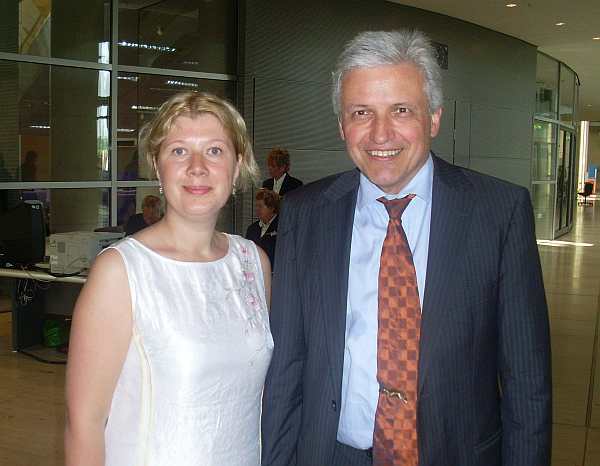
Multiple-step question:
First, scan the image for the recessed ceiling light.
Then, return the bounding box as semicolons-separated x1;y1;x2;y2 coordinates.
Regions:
593;36;600;40
506;3;517;7
555;22;566;26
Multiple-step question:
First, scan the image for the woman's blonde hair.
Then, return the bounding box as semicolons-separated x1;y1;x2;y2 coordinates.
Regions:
139;91;259;191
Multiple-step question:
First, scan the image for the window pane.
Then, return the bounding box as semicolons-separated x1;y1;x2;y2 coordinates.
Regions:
2;188;110;233
559;64;575;125
535;53;558;119
0;60;111;182
531;183;555;240
117;72;235;181
532;121;556;181
118;0;236;74
117;186;162;229
0;0;110;63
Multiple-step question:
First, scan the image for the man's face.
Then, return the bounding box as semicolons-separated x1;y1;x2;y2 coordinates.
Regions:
338;63;442;194
267;158;288;179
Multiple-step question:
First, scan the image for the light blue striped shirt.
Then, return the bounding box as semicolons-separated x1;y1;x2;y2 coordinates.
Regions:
336;155;433;449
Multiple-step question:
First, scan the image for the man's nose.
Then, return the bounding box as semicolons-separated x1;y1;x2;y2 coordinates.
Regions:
371;116;392;144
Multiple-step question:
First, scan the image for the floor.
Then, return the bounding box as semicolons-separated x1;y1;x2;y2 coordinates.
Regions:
0;202;599;466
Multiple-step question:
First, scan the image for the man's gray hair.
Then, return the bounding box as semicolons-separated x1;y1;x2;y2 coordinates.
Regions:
331;29;443;116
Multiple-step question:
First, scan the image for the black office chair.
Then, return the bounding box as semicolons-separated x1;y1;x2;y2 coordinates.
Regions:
578;182;594;206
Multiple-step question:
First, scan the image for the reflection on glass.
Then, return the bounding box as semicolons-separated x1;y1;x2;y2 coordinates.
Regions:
117;186;162;229
556;131;575;232
0;61;111;182
3;188;111;233
117;72;234;181
535;53;558;118
532;183;555;240
118;0;236;74
0;0;110;63
532;121;556;181
559;64;575;125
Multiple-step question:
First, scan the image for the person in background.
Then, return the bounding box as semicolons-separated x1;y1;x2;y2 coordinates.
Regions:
124;194;162;235
65;91;273;466
261;29;551;466
245;188;280;267
262;147;303;196
20;150;38;181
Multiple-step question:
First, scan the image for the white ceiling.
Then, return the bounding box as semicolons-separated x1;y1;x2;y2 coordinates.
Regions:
388;0;600;121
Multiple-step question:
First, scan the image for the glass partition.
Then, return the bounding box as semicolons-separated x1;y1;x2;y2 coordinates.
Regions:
0;187;110;233
118;0;237;74
536;53;559;119
0;1;238;233
532;53;579;239
0;60;111;182
0;0;110;63
559;64;575;126
532;121;556;181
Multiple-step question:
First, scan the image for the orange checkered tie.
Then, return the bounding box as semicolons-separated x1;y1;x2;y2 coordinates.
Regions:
373;195;421;466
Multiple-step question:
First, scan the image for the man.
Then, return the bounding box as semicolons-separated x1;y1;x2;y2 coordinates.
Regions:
262;147;303;196
261;30;551;466
124;194;161;235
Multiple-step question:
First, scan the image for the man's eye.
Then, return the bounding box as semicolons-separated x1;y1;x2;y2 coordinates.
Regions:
352;109;370;119
393;106;409;114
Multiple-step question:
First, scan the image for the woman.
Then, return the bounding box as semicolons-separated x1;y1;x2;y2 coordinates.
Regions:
65;92;273;466
245;188;280;267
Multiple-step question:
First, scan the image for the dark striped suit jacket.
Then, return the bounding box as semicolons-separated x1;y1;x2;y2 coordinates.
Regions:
261;155;551;466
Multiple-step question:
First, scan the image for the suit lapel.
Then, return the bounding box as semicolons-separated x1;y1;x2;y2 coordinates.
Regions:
316;170;359;397
418;156;474;394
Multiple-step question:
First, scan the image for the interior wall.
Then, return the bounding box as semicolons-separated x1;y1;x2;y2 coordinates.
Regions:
588;125;600;170
239;0;537;231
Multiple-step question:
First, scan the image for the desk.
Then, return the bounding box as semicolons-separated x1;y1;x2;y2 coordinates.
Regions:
0;267;86;351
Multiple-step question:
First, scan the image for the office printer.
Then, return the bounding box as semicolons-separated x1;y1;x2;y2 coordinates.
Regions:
47;231;124;274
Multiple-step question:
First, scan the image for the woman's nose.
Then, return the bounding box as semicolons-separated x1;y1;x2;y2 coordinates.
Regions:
187;154;208;176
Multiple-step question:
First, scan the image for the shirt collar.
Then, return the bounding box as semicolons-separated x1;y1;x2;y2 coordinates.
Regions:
274;172;287;184
356;153;433;213
259;214;277;229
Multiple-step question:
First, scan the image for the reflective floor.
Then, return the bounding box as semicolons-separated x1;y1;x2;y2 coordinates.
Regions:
0;200;599;465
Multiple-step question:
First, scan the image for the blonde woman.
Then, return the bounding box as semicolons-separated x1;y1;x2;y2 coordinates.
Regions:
65;92;272;466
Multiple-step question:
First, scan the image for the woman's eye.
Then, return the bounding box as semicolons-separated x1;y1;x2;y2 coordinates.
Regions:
172;147;186;156
208;147;222;156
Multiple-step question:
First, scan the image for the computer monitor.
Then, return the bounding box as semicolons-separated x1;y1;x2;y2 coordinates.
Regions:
0;200;47;266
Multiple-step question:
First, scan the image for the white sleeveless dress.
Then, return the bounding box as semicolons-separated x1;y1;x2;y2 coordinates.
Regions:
103;234;273;466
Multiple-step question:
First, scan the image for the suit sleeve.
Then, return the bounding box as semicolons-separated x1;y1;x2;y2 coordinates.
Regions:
261;200;306;466
498;187;552;465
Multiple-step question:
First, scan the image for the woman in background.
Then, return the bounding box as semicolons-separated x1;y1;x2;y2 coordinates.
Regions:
245;188;280;267
65;92;273;466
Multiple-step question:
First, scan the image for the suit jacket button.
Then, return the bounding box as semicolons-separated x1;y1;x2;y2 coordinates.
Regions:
331;400;337;411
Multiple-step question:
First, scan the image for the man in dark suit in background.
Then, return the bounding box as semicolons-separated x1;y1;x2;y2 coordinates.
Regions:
261;29;551;466
262;147;303;196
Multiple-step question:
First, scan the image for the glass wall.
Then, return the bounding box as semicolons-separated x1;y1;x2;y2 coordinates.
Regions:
531;52;579;239
0;0;238;233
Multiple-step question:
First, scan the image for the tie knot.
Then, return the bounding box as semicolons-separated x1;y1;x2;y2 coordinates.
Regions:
377;194;415;218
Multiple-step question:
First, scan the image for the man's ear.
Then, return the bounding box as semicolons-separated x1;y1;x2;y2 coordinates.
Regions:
338;118;346;141
430;107;443;138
